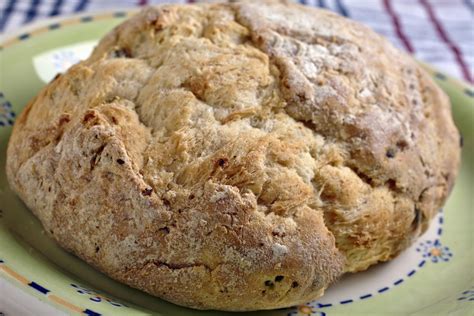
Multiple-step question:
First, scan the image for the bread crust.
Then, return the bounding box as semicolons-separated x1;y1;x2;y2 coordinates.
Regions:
6;1;460;311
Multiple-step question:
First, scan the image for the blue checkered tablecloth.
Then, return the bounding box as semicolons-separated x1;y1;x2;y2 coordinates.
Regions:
0;0;473;82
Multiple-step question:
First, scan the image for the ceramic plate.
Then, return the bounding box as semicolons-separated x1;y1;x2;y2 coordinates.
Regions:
0;11;473;316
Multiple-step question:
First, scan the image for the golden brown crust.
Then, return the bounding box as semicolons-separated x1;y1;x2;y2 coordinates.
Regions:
6;1;460;311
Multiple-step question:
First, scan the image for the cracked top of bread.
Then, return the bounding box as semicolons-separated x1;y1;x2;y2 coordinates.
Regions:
6;0;460;311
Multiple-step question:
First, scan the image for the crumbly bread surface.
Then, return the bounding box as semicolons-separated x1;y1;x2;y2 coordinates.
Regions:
6;1;460;310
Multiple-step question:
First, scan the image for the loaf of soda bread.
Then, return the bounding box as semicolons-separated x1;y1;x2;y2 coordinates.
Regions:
6;0;461;310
